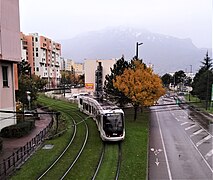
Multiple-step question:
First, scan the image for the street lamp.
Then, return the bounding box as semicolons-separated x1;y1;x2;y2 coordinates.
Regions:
26;91;31;110
136;42;143;59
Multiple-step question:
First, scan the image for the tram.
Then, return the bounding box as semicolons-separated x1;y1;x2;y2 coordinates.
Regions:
78;95;125;141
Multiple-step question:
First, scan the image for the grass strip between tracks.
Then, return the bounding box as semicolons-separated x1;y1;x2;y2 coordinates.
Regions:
95;143;119;180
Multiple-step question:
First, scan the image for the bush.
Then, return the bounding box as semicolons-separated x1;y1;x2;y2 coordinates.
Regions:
0;121;35;138
0;137;3;151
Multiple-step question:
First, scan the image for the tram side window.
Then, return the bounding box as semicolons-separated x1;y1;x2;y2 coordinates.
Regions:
80;99;83;105
89;105;91;113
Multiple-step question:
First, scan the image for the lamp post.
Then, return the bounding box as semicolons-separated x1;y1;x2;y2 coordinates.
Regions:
26;91;31;110
136;42;143;59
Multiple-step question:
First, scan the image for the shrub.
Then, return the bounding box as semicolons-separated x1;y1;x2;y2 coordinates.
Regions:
0;121;35;138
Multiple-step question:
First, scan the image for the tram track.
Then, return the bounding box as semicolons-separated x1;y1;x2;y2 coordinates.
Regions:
37;115;77;180
37;112;89;180
92;142;122;180
60;113;89;179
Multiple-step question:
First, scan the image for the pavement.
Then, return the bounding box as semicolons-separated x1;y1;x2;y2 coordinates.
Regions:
0;109;52;163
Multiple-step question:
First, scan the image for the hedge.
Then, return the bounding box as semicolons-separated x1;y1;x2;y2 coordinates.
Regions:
0;121;35;138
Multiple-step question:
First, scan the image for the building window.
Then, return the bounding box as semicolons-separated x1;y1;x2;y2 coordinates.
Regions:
2;66;8;87
36;67;39;71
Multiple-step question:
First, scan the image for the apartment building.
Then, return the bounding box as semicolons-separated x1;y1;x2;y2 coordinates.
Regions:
0;0;21;131
21;33;61;88
65;59;84;76
73;63;84;76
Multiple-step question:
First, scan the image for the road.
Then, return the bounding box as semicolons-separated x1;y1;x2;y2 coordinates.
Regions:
148;96;213;180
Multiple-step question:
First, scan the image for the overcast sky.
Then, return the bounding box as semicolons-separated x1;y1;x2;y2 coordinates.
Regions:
19;0;212;49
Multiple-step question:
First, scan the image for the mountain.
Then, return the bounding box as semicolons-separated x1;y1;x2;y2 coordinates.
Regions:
59;27;211;74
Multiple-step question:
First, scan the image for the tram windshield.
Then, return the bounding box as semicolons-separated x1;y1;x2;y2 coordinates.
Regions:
103;113;124;136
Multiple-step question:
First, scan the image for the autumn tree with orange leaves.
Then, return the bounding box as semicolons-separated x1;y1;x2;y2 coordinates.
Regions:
113;59;165;120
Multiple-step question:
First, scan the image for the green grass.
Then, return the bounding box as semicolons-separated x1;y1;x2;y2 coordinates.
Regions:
185;94;213;114
11;95;149;179
96;143;119;180
120;108;149;180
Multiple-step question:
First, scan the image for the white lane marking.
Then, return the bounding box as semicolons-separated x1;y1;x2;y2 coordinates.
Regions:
174;117;180;121
184;129;213;173
181;122;189;126
156;113;173;180
190;129;204;137
181;109;213;138
168;104;213;173
205;149;213;160
196;135;212;147
185;124;196;131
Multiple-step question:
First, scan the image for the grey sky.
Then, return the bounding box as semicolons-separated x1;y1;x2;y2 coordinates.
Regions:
19;0;212;48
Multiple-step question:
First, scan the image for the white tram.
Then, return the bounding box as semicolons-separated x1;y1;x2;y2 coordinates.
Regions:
78;96;125;141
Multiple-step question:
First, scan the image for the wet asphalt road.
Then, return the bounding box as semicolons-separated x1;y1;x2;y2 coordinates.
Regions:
148;96;213;180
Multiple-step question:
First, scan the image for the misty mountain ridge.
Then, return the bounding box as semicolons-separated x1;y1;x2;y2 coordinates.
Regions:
59;27;211;74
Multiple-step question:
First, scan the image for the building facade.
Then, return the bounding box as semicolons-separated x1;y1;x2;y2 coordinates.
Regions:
0;0;21;131
73;62;84;76
21;33;61;88
65;59;84;75
84;59;116;94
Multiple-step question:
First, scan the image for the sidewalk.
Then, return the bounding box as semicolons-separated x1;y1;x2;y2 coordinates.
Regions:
0;109;52;163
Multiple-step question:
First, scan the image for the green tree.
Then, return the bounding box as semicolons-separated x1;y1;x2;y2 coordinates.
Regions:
201;51;212;71
113;59;165;120
191;52;213;107
161;73;172;88
173;70;186;86
104;56;131;106
16;60;47;109
18;59;31;76
16;74;38;109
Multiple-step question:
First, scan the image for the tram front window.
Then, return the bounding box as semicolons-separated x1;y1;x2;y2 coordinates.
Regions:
103;113;123;136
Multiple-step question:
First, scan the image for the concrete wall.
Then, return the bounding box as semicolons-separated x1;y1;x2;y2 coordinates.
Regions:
0;0;21;131
0;0;21;62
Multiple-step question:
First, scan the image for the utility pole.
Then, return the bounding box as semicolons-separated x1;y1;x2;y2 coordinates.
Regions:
136;42;143;59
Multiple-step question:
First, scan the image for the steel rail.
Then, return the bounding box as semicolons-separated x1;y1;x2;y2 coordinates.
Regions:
37;115;77;180
115;142;122;180
91;143;105;180
60;113;89;180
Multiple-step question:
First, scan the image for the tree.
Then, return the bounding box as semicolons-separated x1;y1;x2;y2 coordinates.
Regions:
18;59;31;76
16;60;47;109
161;73;172;88
173;70;186;86
104;56;131;106
16;74;37;109
201;51;212;71
191;52;213;109
113;59;165;120
32;75;48;90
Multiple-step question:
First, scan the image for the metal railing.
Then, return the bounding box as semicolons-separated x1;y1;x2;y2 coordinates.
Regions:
0;118;53;179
